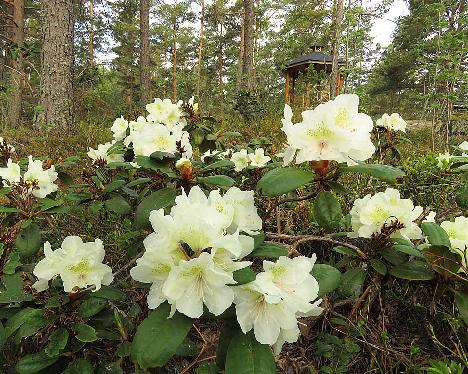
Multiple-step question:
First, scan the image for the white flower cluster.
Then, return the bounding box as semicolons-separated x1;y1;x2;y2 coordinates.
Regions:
376;113;407;132
349;188;423;240
201;148;271;172
0;156;58;198
130;186;321;351
33;236;113;292
0;136;15;153
441;216;468;271
130;185;261;317
281;94;375;166
87;98;193;165
459;141;468;152
235;255;322;353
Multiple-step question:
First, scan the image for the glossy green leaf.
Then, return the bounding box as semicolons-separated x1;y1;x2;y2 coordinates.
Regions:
62;358;94;374
311;264;342;297
130;303;193;369
337;268;366;298
369;259;387;275
15;223;42;259
79;297;107;318
74;323;98;342
313;192;343;229
250;242;288;258
388;260;435;280
256;167;315;196
45;328;69;357
105;195;132;215
198;175;235;187
421;222;451;248
134;188;177;229
341;163;405;183
15;352;58;374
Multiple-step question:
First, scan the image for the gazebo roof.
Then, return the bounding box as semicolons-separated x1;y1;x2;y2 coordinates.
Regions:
285;51;345;70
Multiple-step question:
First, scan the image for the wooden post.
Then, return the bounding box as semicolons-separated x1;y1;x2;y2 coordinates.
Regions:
305;78;312;107
285;71;291;104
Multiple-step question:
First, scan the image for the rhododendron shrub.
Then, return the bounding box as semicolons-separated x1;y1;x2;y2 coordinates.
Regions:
0;95;466;373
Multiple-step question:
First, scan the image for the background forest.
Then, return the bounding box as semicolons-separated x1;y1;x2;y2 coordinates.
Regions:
0;0;466;132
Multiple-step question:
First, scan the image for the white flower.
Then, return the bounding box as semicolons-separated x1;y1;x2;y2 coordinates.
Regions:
131;123;178;157
423;211;437;223
146;98;185;129
234;281;298;345
163;252;236;318
87;141;125;164
0;158;21;185
248;148;271;168
231;149;250;172
23;156;58;198
436;152;452;169
223;187;263;235
255;255;322;315
376;113;407;132
349;188;423;240
281;94;375;165
458;141;468;151
33;236;113;292
111;116;129;140
440;216;468;270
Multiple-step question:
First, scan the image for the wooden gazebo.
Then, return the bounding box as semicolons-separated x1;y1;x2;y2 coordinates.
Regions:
284;45;345;106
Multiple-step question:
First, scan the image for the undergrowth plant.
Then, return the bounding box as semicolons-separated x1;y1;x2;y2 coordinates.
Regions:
0;95;467;373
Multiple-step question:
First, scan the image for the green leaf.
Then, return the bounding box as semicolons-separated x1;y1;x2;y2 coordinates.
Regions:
392;244;424;258
37;198;63;212
96;362;123;374
380;248;407;265
202;160;234;172
135;156;175;176
67;192;92;203
257;167;315;196
15;352;58;374
105;195;132;215
369;259;387;275
134;188;177;229
14;311;50;343
150;151;177;160
337;268;366;298
126;177;151;188
175;338;200;357
217;320;238;369
311;264;342;297
250;243;288;258
62;358;94;374
421;222;451;248
455;184;468;208
198;175;235;187
92;286;126;301
341;164;405;183
74;323;98;342
0;206;19;212
5;308;42;338
454;291;468;325
388;260;435;281
45;328;69;357
0;273;32;304
15;223;42;259
313;192;343;229
0;321;5;350
225;331;276;374
104;179;126;193
130;303;193;369
3;251;21;274
196;363;220;374
424;245;462;276
79;297;107;318
233;268;256;285
333;245;358;257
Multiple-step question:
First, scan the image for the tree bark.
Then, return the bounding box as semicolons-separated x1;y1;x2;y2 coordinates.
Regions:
196;0;205;99
330;0;344;99
235;8;245;93
7;0;24;127
89;0;94;65
242;0;255;91
39;0;74;130
140;0;151;106
171;17;177;102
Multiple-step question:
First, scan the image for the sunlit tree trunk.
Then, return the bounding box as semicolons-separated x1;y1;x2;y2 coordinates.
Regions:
242;0;255;91
171;19;177;102
236;7;245;93
89;0;94;66
7;0;24;127
196;0;205;99
330;0;344;99
140;0;151;106
39;0;74;130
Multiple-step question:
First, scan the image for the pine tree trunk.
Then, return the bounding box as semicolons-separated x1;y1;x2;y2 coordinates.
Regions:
242;0;255;91
7;0;24;127
171;19;177;102
89;0;94;65
330;0;344;99
39;0;74;130
236;8;245;93
140;0;151;107
196;0;205;99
